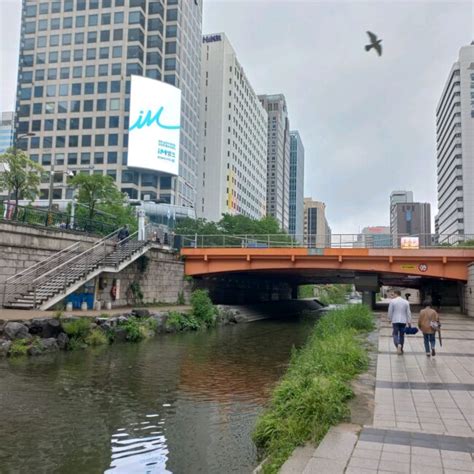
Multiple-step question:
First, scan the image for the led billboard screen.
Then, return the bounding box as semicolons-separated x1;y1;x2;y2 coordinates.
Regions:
128;75;181;176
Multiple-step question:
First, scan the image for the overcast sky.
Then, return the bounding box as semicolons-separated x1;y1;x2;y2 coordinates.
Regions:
1;0;472;233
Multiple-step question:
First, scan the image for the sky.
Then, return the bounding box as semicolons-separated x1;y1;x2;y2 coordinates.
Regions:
1;0;473;233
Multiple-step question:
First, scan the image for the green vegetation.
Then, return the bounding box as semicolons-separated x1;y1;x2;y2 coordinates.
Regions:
165;311;201;331
177;291;186;305
62;318;92;350
68;174;137;231
175;214;292;246
316;284;352;305
253;305;374;473
8;338;30;357
85;328;109;346
0;148;44;210
128;281;144;305
190;289;217;327
119;316;156;342
298;285;314;298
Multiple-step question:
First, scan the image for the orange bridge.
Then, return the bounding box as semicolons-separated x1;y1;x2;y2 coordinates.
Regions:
181;247;474;283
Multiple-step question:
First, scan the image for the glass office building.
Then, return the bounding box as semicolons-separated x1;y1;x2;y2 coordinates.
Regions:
15;0;202;207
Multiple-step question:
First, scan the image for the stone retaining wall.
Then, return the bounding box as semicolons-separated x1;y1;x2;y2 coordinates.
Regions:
96;248;191;307
466;263;474;317
0;221;98;305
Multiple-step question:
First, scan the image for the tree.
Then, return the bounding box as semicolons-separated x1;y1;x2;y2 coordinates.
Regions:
0;147;43;209
69;174;126;220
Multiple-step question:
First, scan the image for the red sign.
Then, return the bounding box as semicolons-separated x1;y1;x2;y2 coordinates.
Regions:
418;263;428;272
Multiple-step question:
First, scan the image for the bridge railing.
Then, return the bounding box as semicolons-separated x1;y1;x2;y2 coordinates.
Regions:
177;234;474;249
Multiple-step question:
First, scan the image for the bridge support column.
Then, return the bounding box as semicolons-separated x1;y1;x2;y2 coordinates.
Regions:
362;291;376;309
291;285;298;300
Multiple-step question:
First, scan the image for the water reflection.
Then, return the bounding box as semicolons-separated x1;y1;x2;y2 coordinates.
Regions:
0;316;314;474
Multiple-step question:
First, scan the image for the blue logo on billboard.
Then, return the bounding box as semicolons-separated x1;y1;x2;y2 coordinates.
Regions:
129;108;180;132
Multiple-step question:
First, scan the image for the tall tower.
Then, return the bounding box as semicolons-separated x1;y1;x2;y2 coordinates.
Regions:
258;94;290;231
436;44;474;237
198;33;268;221
15;0;202;207
289;131;304;238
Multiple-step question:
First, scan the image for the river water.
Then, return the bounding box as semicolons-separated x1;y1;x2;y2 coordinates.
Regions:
0;314;315;474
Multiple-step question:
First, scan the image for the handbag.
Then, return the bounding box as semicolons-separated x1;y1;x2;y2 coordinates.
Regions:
404;327;419;335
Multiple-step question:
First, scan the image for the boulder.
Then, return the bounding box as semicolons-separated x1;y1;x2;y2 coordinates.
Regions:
4;322;31;340
27;337;59;356
113;327;128;343
0;339;11;357
117;316;129;325
56;333;69;350
132;309;151;318
29;318;63;338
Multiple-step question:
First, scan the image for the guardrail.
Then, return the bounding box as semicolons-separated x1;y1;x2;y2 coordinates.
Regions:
0;202;116;236
177;234;474;249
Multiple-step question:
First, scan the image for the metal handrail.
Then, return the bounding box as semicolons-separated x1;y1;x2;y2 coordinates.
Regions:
30;228;125;286
177;233;474;249
5;241;81;284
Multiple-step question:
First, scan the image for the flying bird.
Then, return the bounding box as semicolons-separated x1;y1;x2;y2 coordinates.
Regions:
365;31;382;56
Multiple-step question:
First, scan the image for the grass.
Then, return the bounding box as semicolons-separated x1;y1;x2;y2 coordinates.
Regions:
8;339;30;357
252;304;374;473
85;328;109;346
165;311;201;331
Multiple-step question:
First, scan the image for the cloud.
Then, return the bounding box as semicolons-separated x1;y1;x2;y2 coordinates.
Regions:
203;0;472;233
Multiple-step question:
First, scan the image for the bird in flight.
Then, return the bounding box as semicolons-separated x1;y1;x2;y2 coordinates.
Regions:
365;31;382;56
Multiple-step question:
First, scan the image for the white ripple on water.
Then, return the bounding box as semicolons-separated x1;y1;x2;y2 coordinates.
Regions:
106;418;170;473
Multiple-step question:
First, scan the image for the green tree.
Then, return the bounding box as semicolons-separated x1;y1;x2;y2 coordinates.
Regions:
0;147;43;209
69;174;126;220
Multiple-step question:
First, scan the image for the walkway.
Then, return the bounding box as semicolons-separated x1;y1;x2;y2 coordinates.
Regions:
281;311;474;473
0;305;191;321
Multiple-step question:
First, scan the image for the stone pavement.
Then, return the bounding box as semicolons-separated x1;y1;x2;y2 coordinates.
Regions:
281;311;474;473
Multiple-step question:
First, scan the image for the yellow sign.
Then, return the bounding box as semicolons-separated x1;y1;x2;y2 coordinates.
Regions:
401;264;416;270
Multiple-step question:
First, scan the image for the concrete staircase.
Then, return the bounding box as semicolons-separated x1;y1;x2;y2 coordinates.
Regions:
3;230;152;310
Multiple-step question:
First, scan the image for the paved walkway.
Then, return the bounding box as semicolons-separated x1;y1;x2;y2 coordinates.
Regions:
0;305;191;321
281;311;474;473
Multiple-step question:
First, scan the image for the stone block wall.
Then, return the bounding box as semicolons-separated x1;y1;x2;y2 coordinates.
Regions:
466;263;474;317
95;248;191;308
0;222;97;305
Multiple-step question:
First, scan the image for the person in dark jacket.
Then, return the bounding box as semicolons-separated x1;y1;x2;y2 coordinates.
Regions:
117;225;129;245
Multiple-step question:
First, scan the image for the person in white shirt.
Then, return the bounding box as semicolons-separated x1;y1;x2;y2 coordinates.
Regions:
388;290;412;354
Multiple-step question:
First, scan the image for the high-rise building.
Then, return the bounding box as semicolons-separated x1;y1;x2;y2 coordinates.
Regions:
359;226;391;248
303;198;330;247
289;131;304;238
197;33;268;221
390;190;413;234
0;112;15;154
392;202;431;246
436;43;474;237
15;0;202;207
258;94;290;231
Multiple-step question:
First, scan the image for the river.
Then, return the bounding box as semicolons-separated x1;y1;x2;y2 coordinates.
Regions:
0;313;316;474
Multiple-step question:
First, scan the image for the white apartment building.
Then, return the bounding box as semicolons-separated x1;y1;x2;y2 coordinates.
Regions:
303;198;331;247
259;94;290;231
436;43;474;237
198;33;268;221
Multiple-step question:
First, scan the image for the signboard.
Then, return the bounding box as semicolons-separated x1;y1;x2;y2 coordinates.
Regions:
128;75;181;176
203;34;222;43
401;236;419;249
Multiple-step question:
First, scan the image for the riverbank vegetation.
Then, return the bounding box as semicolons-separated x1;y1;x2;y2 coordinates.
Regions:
252;305;374;473
298;284;352;304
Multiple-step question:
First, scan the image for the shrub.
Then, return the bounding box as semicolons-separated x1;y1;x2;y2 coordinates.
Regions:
252;305;374;473
85;328;108;346
120;317;143;342
9;339;30;357
190;289;216;327
177;291;186;305
165;311;201;331
62;318;91;339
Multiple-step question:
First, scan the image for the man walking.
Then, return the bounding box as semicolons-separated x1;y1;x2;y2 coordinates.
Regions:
388;290;412;354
